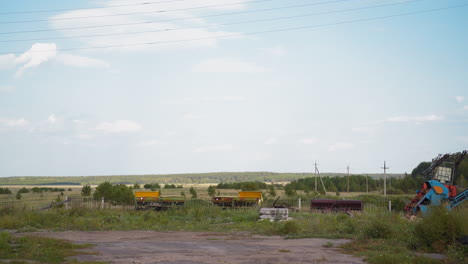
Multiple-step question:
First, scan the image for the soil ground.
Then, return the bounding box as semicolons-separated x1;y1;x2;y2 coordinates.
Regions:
22;231;365;264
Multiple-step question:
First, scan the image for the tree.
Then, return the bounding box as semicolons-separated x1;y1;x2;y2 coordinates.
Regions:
189;187;197;199
411;162;431;178
207;185;216;197
93;182;134;205
133;184;140;189
267;184;276;197
16;191;21;200
284;185;296;197
81;184;92;197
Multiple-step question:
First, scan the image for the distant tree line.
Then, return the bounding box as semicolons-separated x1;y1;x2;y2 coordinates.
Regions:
0;187;12;194
143;183;161;190
216;181;269;191
163;184;183;189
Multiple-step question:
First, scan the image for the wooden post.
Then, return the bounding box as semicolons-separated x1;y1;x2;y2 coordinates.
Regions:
388;200;392;212
298;198;301;210
101;197;104;209
65;196;68;210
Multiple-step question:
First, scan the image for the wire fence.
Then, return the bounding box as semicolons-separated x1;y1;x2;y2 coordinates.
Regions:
0;196;406;214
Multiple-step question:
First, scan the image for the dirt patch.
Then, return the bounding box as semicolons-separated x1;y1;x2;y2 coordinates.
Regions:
22;231;365;264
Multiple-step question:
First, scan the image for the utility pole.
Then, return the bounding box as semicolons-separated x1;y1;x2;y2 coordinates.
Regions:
314;161;318;192
315;163;327;194
382;161;389;197
347;164;350;193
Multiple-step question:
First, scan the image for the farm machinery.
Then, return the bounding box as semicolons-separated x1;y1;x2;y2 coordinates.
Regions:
212;191;263;207
134;191;185;211
404;151;468;217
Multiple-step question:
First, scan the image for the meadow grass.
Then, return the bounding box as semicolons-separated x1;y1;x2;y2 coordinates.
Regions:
0;203;466;264
0;232;104;264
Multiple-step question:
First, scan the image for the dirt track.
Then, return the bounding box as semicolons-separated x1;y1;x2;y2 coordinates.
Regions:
24;231;365;264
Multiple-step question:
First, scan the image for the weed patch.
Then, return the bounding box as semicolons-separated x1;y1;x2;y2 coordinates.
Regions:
0;232;101;264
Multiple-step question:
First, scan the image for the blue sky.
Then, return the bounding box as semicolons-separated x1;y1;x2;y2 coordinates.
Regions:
0;0;467;177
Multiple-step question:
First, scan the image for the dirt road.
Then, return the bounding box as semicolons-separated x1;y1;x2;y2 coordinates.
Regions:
27;231;365;264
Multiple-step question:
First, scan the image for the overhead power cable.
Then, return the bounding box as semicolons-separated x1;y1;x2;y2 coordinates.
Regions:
0;0;276;24
0;0;355;35
0;0;425;43
2;3;466;54
0;0;187;15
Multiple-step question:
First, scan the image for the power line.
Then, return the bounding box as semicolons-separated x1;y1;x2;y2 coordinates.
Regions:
0;0;354;35
0;0;425;43
2;3;466;54
0;0;275;24
0;0;187;15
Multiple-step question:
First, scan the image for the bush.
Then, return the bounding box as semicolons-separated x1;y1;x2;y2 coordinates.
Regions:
278;221;301;235
414;207;465;252
0;188;12;195
93;182;134;205
363;217;393;239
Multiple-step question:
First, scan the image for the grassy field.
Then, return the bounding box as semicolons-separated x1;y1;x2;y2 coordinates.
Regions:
0;172;404;185
0;184;466;264
0;204;466;264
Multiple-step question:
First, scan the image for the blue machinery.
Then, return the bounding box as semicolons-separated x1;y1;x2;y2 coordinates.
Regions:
405;180;468;216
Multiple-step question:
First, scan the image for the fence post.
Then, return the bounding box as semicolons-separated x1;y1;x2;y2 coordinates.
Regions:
65;196;68;210
101;197;104;209
388;200;392;212
298;198;301;210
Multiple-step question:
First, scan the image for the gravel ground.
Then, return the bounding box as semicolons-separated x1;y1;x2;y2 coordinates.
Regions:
22;231;366;264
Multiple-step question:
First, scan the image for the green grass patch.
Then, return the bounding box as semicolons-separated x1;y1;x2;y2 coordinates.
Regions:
0;232;102;264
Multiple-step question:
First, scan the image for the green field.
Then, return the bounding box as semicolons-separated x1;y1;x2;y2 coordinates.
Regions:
0;171;404;185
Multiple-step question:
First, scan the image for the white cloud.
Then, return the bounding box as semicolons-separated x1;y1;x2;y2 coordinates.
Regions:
95;120;142;133
455;96;464;103
55;53;109;68
14;43;57;78
47;114;57;124
328;142;354;152
193;58;270;73
464;105;468;110
48;0;248;53
299;138;317;145
261;46;286;56
194;144;234;153
264;137;278;145
0;43;109;78
0;54;16;70
386;115;444;122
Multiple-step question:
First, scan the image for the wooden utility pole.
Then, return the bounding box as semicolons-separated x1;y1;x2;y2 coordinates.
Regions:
347;165;350;193
382;161;389;197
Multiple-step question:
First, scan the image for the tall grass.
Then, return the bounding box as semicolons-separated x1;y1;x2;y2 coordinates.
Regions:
1;203;466;263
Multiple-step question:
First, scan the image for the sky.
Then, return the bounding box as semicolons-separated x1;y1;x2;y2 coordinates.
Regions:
0;0;467;177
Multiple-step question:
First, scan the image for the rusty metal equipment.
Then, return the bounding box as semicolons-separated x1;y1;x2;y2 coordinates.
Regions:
310;199;363;213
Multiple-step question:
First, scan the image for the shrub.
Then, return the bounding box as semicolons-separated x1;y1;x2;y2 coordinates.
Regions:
363;217;392;239
414;207;465;252
278;221;301;235
93;182;134;205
